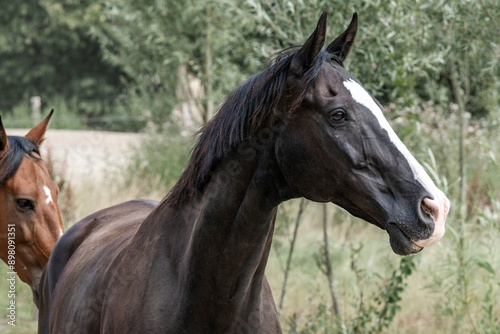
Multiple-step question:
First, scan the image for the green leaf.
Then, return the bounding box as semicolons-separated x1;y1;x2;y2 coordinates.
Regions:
476;261;496;275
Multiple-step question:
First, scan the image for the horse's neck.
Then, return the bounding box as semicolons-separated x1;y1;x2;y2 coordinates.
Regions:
183;168;279;286
190;148;285;283
148;140;288;323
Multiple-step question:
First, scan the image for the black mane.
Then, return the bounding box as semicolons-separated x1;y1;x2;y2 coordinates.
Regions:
0;136;41;186
165;50;327;207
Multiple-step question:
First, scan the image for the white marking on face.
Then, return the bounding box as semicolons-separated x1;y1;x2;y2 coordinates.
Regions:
343;78;449;246
43;185;54;205
343;78;437;194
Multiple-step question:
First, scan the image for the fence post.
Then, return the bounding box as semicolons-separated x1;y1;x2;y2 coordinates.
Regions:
30;96;41;126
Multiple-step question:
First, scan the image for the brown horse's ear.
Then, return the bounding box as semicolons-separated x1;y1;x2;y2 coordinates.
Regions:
0;116;9;159
326;13;357;63
291;11;327;73
25;109;54;146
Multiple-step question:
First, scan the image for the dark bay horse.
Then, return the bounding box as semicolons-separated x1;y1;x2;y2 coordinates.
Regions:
0;110;63;303
39;12;449;333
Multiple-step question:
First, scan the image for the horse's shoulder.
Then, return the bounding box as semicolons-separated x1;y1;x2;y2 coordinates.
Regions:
57;199;158;249
48;199;159;291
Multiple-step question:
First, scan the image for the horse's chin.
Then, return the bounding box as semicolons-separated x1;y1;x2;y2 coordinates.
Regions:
385;224;424;255
331;203;424;255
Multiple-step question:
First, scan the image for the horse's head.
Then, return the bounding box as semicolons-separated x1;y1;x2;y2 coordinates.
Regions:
0;111;63;296
276;12;450;255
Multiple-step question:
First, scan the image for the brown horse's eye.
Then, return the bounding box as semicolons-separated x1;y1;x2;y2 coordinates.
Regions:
330;110;346;123
16;199;35;211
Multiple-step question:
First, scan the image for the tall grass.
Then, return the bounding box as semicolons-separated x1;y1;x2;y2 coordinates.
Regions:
395;102;500;333
123;127;193;196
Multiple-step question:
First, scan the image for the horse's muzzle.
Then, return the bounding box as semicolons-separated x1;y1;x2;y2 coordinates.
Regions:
412;195;450;248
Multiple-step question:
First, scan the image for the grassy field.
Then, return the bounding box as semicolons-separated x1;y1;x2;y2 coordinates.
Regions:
1;104;499;333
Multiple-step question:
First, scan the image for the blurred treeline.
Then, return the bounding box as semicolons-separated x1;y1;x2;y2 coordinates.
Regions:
1;0;499;131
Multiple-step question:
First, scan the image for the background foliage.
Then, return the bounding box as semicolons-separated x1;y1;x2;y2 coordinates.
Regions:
1;0;499;333
0;0;128;129
1;0;499;129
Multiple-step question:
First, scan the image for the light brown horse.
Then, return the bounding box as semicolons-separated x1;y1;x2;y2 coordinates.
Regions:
0;110;63;303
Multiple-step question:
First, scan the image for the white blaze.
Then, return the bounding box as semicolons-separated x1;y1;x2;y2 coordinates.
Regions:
343;79;437;193
343;78;448;246
43;185;54;205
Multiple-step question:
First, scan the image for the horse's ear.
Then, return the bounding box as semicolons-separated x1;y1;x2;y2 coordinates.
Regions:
291;11;327;73
0;116;9;159
326;13;357;62
25;109;54;146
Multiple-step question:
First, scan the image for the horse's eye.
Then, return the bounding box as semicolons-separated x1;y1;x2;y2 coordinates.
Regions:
16;199;35;211
330;110;346;123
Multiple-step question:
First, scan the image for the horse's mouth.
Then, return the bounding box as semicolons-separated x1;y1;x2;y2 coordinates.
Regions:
385;223;423;255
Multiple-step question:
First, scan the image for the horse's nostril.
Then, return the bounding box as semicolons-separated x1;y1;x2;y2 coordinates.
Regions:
421;197;440;223
413;196;447;248
421;198;435;220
